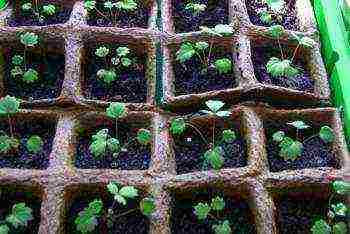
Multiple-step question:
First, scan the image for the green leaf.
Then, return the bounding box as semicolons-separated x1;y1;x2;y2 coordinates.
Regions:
11;66;23;77
193;202;211;220
106;137;120;155
311;220;331;234
268;25;285;39
121;57;132;67
0;95;20;115
212;220;231;234
84;0;96;11
6;203;33;229
106;102;127;119
214;24;233;36
266;57;299;78
259;10;272;24
204;147;224;170
115;194;127;205
222;129;236;143
211;196;225;211
119;186;138;198
21;3;32;11
170;118;186;135
0;135;19;154
20;32;39;47
332;180;350;195
272;131;285;142
216;111;231;117
89;129;108;158
176;42;196;63
116;47;130;57
26;135;43;154
97;69;117;84
200;26;222;37
298;36;316;48
140;198;156;216
75;199;103;233
23;69;39;83
42;4;56;16
107;182;119;196
214;58;232;74
95;46;109;58
185;3;206;15
333;222;348;234
137;129;152;145
279;139;303;161
115;0;138;11
104;1;113;9
287;120;310;130
205;100;225;113
331;202;348;217
0;225;9;234
319;126;335;143
194;41;209;51
12;55;24;66
267;0;285;12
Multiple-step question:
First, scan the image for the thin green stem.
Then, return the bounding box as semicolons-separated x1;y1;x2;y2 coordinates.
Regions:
95;8;111;22
113;208;138;219
7;114;13;138
207;40;214;67
291;44;300;63
277;38;284;59
212;118;215;147
115;120;118;138
185;123;209;145
23;46;27;70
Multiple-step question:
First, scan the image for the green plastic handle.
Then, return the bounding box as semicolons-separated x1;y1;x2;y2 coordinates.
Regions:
0;0;7;11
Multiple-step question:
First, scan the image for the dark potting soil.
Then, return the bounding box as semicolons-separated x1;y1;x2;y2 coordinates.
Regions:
0;117;55;169
9;1;72;27
4;47;65;101
75;120;151;170
245;0;299;31
265;122;340;172
251;45;314;93
0;186;42;234
86;1;149;28
83;45;147;103
173;45;236;96
275;191;329;234
171;190;256;234
67;191;149;234
173;121;247;174
172;0;229;33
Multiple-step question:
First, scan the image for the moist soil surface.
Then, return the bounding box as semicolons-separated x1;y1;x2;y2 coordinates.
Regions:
86;1;149;28
4;47;65;101
251;45;314;93
173;120;246;174
275;190;328;234
0;117;55;169
83;45;147;103
172;0;229;33
171;190;256;234
9;3;72;27
245;0;298;31
265;122;340;172
75;120;151;170
67;190;149;234
0;186;42;234
173;45;236;96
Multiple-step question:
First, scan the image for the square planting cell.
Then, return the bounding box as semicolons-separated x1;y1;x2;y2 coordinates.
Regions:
170;187;257;234
170;40;238;96
85;0;152;28
171;0;229;33
0;112;57;169
0;33;65;102
170;108;249;174
0;184;42;233
74;112;153;170
81;36;153;103
65;184;150;234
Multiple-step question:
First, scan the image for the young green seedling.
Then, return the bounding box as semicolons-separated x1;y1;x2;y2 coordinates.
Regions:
84;0;138;25
193;196;231;234
257;0;286;25
266;25;316;79
89;102;152;158
0;202;34;233
311;180;350;234
272;120;335;161
94;45;135;84
21;0;57;23
185;1;207;16
75;182;156;233
170;100;236;170
11;32;41;84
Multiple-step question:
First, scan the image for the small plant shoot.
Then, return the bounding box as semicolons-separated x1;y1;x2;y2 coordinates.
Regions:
84;0;138;25
257;0;286;25
310;180;350;234
193;196;231;234
0;203;33;233
89;102;151;159
21;1;57;23
170;100;237;171
272;120;335;161
94;45;136;84
185;2;206;16
75;182;155;233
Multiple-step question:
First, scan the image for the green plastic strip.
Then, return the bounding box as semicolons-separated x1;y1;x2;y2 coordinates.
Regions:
0;0;7;10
